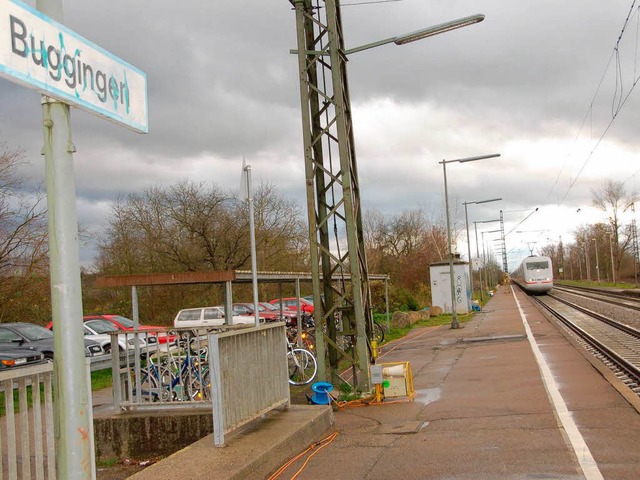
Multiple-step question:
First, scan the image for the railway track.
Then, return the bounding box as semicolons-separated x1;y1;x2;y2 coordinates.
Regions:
553;284;640;312
531;292;640;396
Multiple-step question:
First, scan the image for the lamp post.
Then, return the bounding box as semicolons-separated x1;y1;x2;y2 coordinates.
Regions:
607;230;615;284
440;153;501;328
474;219;501;301
292;2;489;387
592;238;600;283
463;198;501;304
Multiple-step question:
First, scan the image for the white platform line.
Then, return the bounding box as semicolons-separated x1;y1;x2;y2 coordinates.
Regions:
511;287;604;480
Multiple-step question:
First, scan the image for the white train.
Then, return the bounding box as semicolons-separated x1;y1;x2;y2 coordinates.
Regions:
512;255;553;293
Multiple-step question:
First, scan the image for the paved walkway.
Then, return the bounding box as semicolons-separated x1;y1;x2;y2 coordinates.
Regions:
128;285;640;479
267;285;640;480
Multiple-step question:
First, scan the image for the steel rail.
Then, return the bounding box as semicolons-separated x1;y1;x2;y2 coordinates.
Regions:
532;295;640;388
553;285;640;312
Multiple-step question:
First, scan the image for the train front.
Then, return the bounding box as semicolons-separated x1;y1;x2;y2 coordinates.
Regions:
522;256;553;293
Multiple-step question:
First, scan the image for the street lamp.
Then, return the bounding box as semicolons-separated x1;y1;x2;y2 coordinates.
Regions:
474;218;501;301
607;230;615;283
464;198;501;302
592;238;600;283
343;14;485;54
291;2;490;388
440;153;501;329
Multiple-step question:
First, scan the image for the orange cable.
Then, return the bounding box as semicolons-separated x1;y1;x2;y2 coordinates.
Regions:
289;431;339;479
267;431;339;480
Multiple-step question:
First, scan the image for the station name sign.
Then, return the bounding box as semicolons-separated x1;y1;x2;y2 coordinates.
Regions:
0;0;148;133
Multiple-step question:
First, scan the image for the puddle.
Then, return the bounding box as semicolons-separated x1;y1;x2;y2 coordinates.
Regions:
413;387;441;405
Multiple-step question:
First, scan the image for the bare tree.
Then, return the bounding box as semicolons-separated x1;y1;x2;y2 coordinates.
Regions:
0;143;50;322
363;207;449;308
591;179;637;279
94;180;309;320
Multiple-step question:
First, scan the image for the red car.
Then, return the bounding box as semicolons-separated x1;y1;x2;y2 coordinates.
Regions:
83;314;177;345
269;297;314;314
232;303;289;322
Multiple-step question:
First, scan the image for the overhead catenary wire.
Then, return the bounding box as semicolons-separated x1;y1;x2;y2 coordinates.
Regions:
553;2;640;207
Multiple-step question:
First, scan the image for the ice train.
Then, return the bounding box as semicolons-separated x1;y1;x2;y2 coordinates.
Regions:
511;255;553;293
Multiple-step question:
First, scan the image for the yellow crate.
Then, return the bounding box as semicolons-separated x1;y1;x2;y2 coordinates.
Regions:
379;361;414;400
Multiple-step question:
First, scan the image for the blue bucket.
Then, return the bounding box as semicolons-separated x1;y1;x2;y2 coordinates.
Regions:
310;381;334;405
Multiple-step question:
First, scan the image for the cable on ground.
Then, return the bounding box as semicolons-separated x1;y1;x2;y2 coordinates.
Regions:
267;431;339;480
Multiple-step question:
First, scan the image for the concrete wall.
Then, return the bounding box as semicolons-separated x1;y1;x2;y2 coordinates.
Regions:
94;410;213;461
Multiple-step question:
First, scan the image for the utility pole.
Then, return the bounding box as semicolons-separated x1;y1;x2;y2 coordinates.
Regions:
292;0;373;391
499;210;508;272
631;203;639;284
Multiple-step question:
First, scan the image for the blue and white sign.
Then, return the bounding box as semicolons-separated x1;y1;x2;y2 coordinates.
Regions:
0;0;148;133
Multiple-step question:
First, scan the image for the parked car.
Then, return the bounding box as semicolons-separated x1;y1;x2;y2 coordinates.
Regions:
173;306;255;331
269;297;314;314
232;303;289;322
0;322;104;361
83;314;176;345
47;318;154;355
0;349;45;369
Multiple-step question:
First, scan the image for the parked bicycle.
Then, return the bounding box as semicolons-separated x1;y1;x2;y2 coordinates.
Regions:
286;337;317;386
135;338;210;402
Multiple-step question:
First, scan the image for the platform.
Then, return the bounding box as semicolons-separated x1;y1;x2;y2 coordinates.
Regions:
127;285;640;479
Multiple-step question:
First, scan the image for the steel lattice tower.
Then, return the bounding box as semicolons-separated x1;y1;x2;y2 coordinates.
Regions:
291;0;373;391
631;203;639;284
499;210;508;272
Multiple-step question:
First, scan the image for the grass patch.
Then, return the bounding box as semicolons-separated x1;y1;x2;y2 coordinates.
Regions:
96;458;120;468
91;368;114;391
0;368;114;416
558;280;639;289
374;311;470;344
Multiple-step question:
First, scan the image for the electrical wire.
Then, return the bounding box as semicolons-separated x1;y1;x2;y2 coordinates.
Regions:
267;431;340;480
342;0;402;5
553;2;640;206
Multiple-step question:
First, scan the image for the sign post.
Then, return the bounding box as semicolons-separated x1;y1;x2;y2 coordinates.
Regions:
2;0;148;477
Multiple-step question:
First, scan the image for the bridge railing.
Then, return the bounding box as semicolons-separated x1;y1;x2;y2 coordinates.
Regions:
0;362;56;480
111;323;290;445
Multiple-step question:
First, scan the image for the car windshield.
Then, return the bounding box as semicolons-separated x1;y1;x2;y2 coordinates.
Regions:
14;324;52;341
86;319;118;334
260;303;278;311
110;316;136;328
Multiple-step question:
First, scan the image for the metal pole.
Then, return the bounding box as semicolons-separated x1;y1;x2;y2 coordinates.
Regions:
474;222;483;301
385;276;390;332
482;232;488;292
37;0;93;471
585;240;591;280
608;232;615;284
245;164;260;327
593;238;600;283
464;203;474;302
442;161;459;328
295;278;302;347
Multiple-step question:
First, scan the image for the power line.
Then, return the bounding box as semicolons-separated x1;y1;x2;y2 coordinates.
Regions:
552;2;640;206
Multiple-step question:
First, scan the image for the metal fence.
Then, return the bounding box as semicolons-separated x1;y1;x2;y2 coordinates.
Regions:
208;323;290;445
0;362;56;480
112;323;290;445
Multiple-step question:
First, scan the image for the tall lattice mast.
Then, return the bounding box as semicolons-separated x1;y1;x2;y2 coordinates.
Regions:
500;210;508;272
631;202;639;284
291;0;373;391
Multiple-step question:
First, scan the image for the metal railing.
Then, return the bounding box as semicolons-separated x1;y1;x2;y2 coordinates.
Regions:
0;362;56;480
209;323;290;445
111;323;290;445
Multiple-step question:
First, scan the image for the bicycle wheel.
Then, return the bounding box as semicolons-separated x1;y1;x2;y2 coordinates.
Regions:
137;365;173;402
287;348;317;386
186;368;211;400
372;322;385;344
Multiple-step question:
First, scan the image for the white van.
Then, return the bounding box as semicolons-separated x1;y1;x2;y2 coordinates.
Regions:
173;306;256;330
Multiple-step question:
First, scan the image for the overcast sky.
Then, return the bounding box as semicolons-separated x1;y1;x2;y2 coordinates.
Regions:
2;0;640;271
